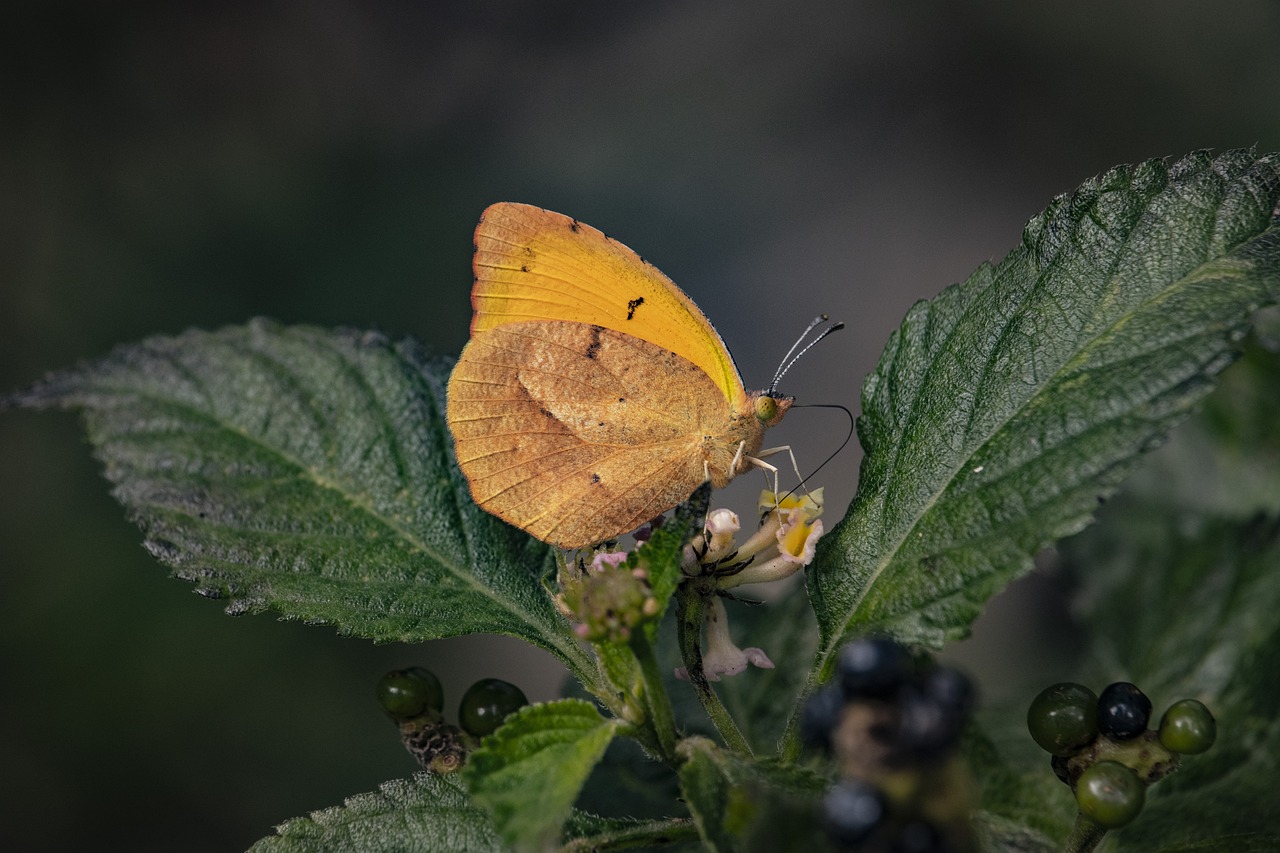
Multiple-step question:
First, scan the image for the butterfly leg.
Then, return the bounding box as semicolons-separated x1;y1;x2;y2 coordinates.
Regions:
754;445;805;495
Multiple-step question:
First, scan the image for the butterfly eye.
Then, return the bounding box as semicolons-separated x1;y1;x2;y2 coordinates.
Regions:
755;395;778;423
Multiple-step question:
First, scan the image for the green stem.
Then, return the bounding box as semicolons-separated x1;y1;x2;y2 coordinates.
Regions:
630;628;678;761
675;585;753;755
1063;813;1108;853
559;816;699;852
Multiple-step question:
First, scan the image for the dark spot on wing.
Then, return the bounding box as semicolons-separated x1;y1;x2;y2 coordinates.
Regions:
569;220;581;233
539;407;553;419
591;473;601;484
618;397;626;403
626;297;645;320
584;325;603;360
520;264;529;272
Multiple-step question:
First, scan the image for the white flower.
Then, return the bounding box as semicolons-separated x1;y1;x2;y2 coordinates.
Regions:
675;597;774;682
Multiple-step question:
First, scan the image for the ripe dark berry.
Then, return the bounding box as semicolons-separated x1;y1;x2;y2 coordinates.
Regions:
1097;682;1151;740
897;681;967;757
1158;698;1216;754
377;667;444;720
458;678;528;737
922;665;975;719
1075;760;1145;828
837;637;913;699
1027;683;1098;756
822;778;887;847
801;685;844;751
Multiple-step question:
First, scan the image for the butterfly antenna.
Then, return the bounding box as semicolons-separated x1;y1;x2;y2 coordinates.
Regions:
768;318;845;395
775;402;855;505
770;314;828;390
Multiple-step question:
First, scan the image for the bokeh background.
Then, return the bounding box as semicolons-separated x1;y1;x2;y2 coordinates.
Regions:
3;2;1279;849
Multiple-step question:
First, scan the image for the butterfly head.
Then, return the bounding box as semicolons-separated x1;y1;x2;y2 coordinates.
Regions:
753;392;793;428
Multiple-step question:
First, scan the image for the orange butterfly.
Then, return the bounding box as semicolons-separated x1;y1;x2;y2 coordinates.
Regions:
446;203;793;549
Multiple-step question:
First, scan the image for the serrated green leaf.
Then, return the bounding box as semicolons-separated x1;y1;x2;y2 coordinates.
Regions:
1123;323;1280;517
641;483;709;641
809;150;1280;672
463;699;623;852
250;773;505;852
4;320;595;681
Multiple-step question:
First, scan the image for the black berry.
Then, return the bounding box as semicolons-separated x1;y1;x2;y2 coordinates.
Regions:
1097;682;1151;740
837;637;913;699
801;685;844;752
822;778;887;847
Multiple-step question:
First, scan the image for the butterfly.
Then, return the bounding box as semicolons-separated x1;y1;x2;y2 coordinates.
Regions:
445;202;796;550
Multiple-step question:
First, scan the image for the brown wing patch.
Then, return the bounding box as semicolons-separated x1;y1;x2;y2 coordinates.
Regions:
446;321;763;548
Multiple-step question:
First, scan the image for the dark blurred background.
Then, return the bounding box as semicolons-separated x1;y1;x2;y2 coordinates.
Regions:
3;2;1279;849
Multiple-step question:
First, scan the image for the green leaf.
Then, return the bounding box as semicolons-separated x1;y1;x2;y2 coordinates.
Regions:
973;336;1280;851
1122;320;1280;517
1061;511;1280;851
678;739;739;853
809;150;1280;671
463;699;623;852
560;812;700;852
250;773;505;852
677;736;829;853
4;320;595;681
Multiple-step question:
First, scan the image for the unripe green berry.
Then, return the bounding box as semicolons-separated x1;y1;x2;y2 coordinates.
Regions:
1158;699;1216;754
459;678;528;737
377;667;444;720
1075;760;1145;828
1027;683;1099;756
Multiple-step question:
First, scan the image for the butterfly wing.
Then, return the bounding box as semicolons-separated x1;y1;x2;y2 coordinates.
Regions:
470;202;749;410
447;321;764;549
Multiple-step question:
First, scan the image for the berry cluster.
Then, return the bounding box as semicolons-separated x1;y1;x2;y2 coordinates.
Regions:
1027;681;1216;830
803;637;977;853
376;668;529;773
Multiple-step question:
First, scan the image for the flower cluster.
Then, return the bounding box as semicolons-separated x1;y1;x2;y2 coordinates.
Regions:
554;548;660;644
676;489;825;681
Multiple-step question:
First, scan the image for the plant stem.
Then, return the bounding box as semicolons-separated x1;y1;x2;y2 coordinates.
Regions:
559;816;699;852
675;585;753;755
1063;813;1108;853
630;628;678;761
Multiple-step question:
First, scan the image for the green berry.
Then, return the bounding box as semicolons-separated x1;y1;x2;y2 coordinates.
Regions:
377;667;445;720
1075;760;1145;828
1027;683;1099;756
1158;699;1216;754
459;678;528;737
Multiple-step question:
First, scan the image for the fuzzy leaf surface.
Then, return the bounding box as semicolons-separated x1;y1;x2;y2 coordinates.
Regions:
809;150;1280;673
463;699;622;852
250;774;504;852
5;320;593;677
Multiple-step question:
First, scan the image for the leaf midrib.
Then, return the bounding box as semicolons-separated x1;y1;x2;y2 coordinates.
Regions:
83;343;591;674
